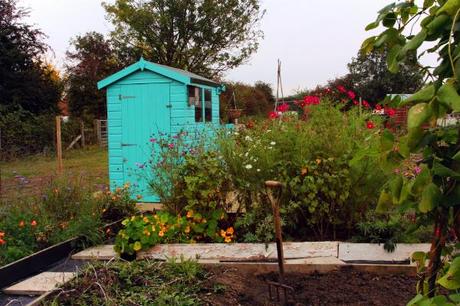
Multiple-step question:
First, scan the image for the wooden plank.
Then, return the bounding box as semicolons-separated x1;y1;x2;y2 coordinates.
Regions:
3;272;74;295
72;245;117;260
139;242;338;261
338;243;431;264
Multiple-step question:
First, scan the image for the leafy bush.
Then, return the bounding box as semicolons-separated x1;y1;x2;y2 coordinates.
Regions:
218;101;386;241
114;209;232;256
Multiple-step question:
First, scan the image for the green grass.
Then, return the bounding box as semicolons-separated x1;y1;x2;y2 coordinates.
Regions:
0;146;108;181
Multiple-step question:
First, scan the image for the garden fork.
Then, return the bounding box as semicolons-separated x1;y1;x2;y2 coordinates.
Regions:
265;180;294;305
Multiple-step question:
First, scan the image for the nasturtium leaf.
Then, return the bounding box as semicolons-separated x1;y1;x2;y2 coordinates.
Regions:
377;191;393;213
437;82;460;112
407;293;424;306
412;164;431;194
402;84;435;105
437;0;460;17
408;103;432;129
419;182;441;213
449;293;460;303
438;257;460;290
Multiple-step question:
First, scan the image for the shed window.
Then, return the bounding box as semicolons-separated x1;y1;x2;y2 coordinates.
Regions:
194;88;203;122
204;89;212;122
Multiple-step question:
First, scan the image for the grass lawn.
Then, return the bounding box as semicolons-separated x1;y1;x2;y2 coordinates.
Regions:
0;146;108;180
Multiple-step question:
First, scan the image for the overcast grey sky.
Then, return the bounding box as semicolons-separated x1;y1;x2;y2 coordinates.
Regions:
22;0;398;94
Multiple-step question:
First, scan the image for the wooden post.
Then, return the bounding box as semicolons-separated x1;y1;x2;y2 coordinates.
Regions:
56;116;63;175
80;121;85;148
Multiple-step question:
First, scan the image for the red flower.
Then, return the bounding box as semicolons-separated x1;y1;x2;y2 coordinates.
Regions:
385;108;396;117
337;85;347;93
168;143;175;149
325;88;332;94
268;111;279;119
353;100;359;105
366;121;375;129
375;104;382;111
347;91;356;100
362;100;370;108
0;239;5;246
303;96;320;106
276;103;290;113
31;220;37;227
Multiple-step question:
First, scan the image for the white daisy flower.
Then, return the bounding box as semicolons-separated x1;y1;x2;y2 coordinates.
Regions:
245;164;253;169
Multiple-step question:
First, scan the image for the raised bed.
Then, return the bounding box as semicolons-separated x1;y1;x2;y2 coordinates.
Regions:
0;219;123;289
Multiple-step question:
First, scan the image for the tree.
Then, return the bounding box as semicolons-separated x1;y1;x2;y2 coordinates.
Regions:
65;32;121;120
0;0;62;114
348;49;423;103
102;0;264;78
364;0;460;303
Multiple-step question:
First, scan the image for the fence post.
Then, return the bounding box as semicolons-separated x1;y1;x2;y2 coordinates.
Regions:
56;116;63;175
80;120;85;148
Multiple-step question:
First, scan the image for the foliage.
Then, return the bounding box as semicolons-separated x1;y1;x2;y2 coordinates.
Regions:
0;178;136;266
0;0;62;115
46;259;207;305
348;48;424;103
65;31;122;120
102;0;264;78
218;101;386;241
114;210;232;256
363;0;460;300
220;81;275;121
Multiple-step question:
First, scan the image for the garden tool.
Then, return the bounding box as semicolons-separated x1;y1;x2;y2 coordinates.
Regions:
265;180;294;305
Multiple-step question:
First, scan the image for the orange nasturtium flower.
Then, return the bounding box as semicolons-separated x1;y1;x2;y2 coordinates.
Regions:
0;239;5;245
226;227;234;235
0;231;5;238
158;230;165;237
19;220;25;228
186;210;193;218
184;226;191;234
136;194;143;200
31;220;37;227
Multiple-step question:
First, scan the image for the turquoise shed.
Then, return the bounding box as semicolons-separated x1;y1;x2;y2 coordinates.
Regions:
97;58;224;202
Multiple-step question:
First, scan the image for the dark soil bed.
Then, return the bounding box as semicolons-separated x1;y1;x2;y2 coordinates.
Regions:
203;265;416;306
43;261;417;306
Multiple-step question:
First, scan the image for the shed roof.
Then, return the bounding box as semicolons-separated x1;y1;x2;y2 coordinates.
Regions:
97;58;221;89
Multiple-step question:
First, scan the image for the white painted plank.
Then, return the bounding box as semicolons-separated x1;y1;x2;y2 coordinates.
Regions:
3;272;74;296
338;243;431;263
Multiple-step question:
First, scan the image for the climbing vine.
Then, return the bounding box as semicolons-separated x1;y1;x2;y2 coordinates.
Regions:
364;0;460;304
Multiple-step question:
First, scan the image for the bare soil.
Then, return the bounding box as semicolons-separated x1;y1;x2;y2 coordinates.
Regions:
202;265;416;306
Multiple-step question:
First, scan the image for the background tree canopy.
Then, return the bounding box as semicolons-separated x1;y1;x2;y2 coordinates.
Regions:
65;32;122;120
102;0;264;78
0;0;62;114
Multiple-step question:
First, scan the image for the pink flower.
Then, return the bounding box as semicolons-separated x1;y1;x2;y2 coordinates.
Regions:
414;166;422;175
276;103;290;113
337;85;347;93
268;111;279;119
168;143;175;149
149;138;157;143
347;91;356;100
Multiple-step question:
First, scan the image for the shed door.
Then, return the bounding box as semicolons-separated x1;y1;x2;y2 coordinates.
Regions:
120;82;170;202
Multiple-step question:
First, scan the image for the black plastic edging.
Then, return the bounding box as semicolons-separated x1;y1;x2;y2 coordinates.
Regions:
0;219;123;289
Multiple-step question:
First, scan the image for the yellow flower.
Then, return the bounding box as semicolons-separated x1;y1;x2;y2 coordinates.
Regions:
159;230;165;237
186;210;193;218
220;230;226;238
124;183;130;189
133;241;142;251
224;236;232;243
143;217;149;223
130;216;136;221
184;226;191;234
151;225;156;232
143;229;151;236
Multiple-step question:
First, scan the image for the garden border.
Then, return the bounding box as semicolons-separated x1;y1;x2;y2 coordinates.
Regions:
0;219;122;289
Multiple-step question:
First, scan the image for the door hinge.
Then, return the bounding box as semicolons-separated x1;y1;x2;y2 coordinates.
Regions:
166;104;172;108
121;143;136;147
